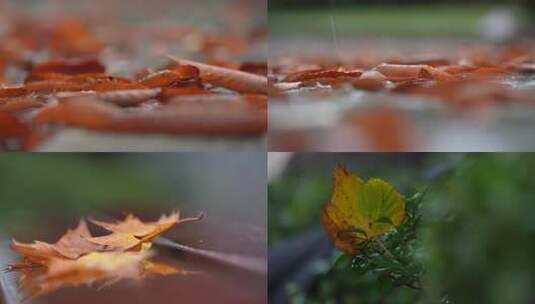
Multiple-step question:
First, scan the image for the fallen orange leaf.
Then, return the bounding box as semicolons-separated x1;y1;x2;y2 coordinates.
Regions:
9;211;201;299
87;211;204;250
11;220;104;266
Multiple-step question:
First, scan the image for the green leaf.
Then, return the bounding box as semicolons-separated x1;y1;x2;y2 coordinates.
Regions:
333;254;352;270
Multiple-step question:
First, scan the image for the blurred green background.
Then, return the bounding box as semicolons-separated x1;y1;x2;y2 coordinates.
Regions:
0;153;267;255
268;153;535;304
0;154;164;236
269;0;535;36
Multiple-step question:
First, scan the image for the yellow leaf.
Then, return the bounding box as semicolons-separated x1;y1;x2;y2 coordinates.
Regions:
321;165;405;255
87;211;204;250
86;232;143;251
9;211;201;300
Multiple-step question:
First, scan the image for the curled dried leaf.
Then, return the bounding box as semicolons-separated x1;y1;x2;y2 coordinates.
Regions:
169;56;268;94
24;80;87;93
374;63;454;82
283;68;362;83
139;67;199;88
87;211;204;250
11;220;103;265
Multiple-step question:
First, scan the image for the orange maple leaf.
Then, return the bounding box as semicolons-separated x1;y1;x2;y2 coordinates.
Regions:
87;211;204;250
11;219;103;266
9;211;201;299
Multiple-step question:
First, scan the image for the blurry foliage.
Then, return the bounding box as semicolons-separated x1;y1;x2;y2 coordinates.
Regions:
343;192;425;291
424;154;535;304
270;1;535;36
269;6;487;36
0;155;166;231
270;0;519;10
270;154;535;303
268;176;330;245
306;191;426;304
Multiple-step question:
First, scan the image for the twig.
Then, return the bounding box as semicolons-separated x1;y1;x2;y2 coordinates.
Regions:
374;239;395;260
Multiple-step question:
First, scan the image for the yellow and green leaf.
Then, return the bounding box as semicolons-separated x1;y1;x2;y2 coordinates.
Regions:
321;165;405;255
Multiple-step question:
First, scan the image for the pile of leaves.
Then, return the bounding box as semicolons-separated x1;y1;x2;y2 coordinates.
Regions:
0;14;267;151
271;45;535;105
7;211;203;299
269;45;535;151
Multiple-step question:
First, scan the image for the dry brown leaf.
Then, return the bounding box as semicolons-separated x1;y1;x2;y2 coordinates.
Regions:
139;66;200;88
169;56;268;94
283;68;362;83
374;63;454;82
87;211;204;250
0;87;27;98
11;220;103;265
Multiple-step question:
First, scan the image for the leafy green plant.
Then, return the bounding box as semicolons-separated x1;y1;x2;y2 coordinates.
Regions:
332;191;425;295
271;154;535;304
424;154;535;304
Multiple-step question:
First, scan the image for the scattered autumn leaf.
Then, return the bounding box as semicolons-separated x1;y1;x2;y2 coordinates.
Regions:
11;220;103;266
169;56;268;95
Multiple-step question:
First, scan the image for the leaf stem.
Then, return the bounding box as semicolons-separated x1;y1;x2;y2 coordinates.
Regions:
374;239;395;260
